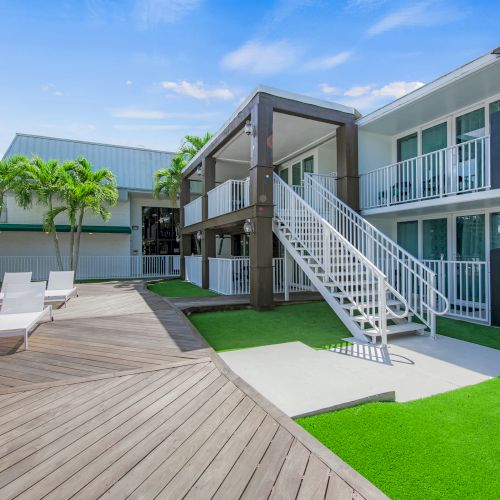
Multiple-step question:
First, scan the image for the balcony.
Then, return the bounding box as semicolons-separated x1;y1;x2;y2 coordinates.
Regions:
360;136;490;210
208;178;250;219
184;196;202;226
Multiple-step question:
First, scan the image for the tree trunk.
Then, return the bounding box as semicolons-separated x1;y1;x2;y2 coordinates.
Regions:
69;226;76;270
73;210;84;274
48;199;63;270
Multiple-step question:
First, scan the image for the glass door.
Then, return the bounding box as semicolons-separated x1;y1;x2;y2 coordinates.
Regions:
422;122;447;197
455;214;485;305
279;167;289;183
397;221;419;257
455;108;485;191
395;133;418;202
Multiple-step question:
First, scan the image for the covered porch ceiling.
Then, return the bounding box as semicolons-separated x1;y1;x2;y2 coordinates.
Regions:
358;53;500;135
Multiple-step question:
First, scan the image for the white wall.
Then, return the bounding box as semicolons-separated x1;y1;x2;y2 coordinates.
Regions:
358;130;392;175
3;193;131;227
0;231;130;257
365;215;396;240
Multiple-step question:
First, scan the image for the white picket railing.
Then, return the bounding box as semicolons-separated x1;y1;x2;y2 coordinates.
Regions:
184;196;202;226
423;260;489;323
207;256;313;295
360;136;490;209
208;177;250;219
185;255;202;287
304;172;449;335
274;173;415;345
0;255;180;281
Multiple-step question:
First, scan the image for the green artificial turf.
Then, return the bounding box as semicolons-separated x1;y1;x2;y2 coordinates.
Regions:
438;316;500;350
189;301;350;351
297;378;500;499
147;279;218;298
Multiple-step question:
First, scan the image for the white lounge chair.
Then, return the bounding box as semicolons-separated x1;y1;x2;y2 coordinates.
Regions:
0;272;32;302
44;271;78;306
0;282;53;350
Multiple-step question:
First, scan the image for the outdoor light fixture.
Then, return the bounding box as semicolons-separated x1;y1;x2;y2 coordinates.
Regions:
244;120;255;137
243;218;255;235
196;230;203;241
196;165;204;176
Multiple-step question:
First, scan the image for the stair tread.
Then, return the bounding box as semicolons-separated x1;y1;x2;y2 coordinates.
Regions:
364;322;426;336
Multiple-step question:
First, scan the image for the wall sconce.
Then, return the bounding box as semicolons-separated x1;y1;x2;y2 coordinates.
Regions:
243;218;255;235
196;230;203;241
244;120;256;137
196;165;204;176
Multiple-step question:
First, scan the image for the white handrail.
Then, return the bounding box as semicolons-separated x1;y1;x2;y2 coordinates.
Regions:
304;172;449;335
360;136;490;209
274;173;409;344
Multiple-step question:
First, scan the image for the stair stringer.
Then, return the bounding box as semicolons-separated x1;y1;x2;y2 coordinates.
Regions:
273;221;372;344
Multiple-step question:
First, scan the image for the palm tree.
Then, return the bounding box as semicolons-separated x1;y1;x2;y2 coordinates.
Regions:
14;157;69;270
55;158;118;271
153;132;213;203
0;155;28;218
153;133;212;245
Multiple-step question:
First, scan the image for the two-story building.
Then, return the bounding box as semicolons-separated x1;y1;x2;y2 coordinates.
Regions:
1;134;180;279
180;47;500;343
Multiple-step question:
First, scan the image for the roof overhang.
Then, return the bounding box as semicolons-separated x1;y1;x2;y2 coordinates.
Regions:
182;85;357;178
357;49;500;135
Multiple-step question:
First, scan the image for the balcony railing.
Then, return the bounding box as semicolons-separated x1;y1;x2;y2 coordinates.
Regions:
208;257;314;295
184;196;202;226
422;259;489;323
185;255;202;287
360;136;490;209
208;178;250;219
0;255;180;281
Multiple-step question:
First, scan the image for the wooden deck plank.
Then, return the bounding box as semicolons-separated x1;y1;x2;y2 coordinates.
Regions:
269;439;311;500
325;472;357;500
185;404;267;500
240;426;294;499
296;454;330;500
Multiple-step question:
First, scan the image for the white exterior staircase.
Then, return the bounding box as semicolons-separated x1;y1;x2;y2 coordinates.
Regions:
273;173;448;346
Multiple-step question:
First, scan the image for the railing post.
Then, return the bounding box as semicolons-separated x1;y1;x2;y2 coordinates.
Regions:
430;273;437;339
378;275;388;347
284;249;291;301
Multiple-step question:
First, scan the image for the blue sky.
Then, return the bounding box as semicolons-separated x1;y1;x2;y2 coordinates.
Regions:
0;0;498;155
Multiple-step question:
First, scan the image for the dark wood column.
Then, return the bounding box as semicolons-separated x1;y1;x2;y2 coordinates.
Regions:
201;156;216;288
336;121;359;211
249;98;274;310
179;176;190;280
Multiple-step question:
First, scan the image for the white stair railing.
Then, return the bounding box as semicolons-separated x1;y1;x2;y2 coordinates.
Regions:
274;173;410;345
304;172;449;335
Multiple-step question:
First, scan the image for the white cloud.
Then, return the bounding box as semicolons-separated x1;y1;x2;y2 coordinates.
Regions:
111;108;219;119
135;0;201;27
160;81;234;101
222;40;300;75
344;85;372;97
318;83;340;95
306;51;351;70
126;80;133;86
372;80;424;98
367;1;462;36
41;83;63;96
340;80;425;112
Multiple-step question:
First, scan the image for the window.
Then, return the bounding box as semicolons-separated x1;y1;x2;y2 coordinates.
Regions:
490;100;500;120
456;108;485;144
397;133;418;162
397;221;419;257
490;213;500;250
303;156;314;175
423;219;447;259
422;122;447;154
142;207;180;255
279;167;288;183
456;214;485;261
190;180;202;195
292;162;301;186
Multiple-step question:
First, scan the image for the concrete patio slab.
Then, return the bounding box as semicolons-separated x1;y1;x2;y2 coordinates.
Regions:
219;334;500;417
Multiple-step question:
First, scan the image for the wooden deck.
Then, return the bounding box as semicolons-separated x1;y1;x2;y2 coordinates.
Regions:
0;282;386;499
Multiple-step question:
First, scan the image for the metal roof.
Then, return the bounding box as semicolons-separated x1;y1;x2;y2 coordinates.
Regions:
3;134;174;191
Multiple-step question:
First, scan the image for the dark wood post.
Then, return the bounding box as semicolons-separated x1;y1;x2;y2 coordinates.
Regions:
249;97;274;310
179;176;190;280
336;121;359;211
201;156;216;288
